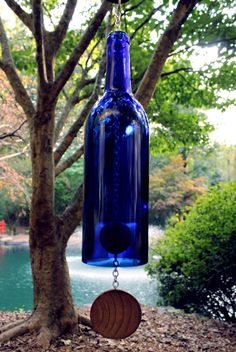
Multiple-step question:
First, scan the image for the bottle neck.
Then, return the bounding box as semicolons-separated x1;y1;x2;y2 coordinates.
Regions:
105;31;132;94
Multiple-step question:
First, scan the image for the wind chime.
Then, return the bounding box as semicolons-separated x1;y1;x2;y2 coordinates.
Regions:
82;0;149;339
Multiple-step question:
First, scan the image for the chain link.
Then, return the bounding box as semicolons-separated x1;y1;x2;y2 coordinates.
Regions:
112;258;120;289
114;0;122;31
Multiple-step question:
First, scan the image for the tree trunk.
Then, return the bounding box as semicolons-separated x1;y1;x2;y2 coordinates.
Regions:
30;242;77;340
29;93;77;345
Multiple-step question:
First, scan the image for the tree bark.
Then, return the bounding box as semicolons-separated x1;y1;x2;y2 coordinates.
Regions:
29;92;77;345
30;243;77;342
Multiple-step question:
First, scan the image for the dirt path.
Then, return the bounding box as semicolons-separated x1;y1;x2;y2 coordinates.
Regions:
0;306;236;351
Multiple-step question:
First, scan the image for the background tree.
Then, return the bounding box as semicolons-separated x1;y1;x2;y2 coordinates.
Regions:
149;154;206;226
0;70;27;142
0;0;235;346
0;70;30;230
150;103;214;155
0;160;30;232
188;144;236;184
149;143;236;226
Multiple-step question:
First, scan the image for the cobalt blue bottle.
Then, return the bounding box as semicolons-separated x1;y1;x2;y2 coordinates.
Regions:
82;31;149;267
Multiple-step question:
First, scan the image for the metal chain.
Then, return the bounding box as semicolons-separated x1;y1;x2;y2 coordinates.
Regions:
112;0;121;292
114;0;122;31
112;258;120;289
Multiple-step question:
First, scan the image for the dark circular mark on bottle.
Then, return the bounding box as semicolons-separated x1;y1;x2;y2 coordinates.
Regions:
100;223;131;254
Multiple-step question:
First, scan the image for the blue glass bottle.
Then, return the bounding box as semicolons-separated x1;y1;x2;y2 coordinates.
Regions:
82;31;149;267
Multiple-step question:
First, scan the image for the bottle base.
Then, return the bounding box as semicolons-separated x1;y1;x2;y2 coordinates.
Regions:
82;257;148;267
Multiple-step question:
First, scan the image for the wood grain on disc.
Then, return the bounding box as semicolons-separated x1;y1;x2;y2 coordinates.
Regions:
90;289;142;339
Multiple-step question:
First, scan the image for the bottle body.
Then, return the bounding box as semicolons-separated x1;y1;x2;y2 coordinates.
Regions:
82;32;149;267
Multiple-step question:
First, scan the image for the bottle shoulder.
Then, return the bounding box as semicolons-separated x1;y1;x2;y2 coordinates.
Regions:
88;91;149;128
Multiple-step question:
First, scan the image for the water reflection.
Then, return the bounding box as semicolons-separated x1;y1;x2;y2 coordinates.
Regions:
0;245;32;311
0;243;157;311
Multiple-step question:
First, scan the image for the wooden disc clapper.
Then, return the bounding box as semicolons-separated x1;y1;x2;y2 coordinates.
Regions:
90;289;142;339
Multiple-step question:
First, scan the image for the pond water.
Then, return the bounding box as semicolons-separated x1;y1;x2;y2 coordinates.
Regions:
0;240;158;311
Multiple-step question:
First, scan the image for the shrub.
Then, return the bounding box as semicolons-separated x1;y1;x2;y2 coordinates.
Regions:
146;181;236;321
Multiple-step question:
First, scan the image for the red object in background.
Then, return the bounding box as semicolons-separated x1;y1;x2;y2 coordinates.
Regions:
0;219;6;234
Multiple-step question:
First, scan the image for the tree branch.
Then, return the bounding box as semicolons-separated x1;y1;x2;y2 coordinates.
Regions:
132;66;192;91
55;145;84;177
0;146;28;161
51;0;111;101
32;0;48;86
54;76;94;141
0;18;35;120
85;36;104;69
42;3;55;28
130;6;162;41
0;120;27;140
4;0;33;33
123;0;146;14
51;0;77;55
161;67;192;78
54;50;106;165
169;36;236;57
57;184;84;243
135;0;200;109
199;36;236;47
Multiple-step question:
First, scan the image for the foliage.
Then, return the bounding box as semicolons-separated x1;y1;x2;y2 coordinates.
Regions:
146;181;236;321
0;189;28;231
0;159;31;230
55;157;84;214
149;154;206;226
0;70;31;229
0;71;27;138
150;103;214;154
188;144;236;184
10;28;36;76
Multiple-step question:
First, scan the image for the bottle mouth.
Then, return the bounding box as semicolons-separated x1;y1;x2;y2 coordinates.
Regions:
107;31;130;46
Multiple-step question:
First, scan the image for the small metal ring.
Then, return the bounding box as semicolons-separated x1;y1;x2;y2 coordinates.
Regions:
112;269;119;279
113;281;119;289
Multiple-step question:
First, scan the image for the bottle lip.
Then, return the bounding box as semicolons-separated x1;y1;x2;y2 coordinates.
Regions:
107;31;130;45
